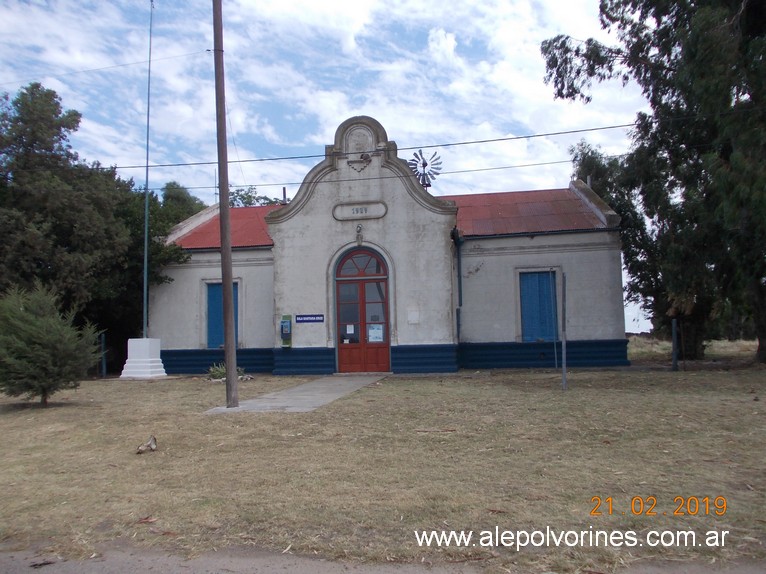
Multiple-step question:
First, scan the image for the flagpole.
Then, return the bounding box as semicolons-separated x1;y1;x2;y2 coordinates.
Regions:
142;0;154;338
119;0;166;379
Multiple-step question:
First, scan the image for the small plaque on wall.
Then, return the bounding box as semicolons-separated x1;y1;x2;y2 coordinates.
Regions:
296;314;325;323
333;202;387;221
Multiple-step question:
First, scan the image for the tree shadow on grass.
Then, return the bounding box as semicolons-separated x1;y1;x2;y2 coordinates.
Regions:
0;399;97;413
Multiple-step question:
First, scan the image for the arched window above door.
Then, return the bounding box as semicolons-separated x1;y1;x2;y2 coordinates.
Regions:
337;249;387;278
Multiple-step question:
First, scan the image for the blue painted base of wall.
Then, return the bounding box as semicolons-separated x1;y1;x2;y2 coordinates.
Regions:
162;347;335;376
161;348;273;375
160;339;629;375
458;339;630;369
273;347;335;375
391;345;458;373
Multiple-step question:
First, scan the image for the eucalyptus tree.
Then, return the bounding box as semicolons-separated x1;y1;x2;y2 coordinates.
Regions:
542;0;766;360
1;83;188;369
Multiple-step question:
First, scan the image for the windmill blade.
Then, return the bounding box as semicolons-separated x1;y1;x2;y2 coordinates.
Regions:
408;149;442;187
431;155;442;176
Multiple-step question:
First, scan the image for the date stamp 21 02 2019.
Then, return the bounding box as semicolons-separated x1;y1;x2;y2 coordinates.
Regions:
590;495;727;517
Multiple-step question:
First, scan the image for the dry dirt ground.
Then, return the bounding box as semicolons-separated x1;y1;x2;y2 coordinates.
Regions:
1;340;763;574
0;540;764;574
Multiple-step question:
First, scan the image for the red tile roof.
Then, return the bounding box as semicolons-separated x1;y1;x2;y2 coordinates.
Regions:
174;204;282;249
447;188;606;237
172;187;611;249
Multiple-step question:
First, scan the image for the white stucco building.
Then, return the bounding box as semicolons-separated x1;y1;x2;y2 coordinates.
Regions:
149;116;628;374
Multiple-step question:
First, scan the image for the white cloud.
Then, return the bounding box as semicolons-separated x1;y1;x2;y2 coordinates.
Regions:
1;0;649;198
427;29;459;68
1;0;653;330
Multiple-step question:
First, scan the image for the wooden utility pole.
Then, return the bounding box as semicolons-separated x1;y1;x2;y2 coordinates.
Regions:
212;0;238;407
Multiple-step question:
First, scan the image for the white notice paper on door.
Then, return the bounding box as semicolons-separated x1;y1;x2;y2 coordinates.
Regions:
368;324;383;342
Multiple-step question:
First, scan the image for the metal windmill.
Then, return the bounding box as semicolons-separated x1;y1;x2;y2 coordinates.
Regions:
408;149;442;188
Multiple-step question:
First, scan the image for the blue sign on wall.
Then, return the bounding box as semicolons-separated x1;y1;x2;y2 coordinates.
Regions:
295;314;325;323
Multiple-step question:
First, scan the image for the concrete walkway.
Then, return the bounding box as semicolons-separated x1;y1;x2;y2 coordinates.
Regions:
206;374;385;414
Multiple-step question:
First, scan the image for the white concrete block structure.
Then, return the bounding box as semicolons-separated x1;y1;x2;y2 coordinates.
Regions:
148;116;628;374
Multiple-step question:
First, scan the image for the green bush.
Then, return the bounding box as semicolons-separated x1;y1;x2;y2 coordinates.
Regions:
207;362;244;380
0;284;101;406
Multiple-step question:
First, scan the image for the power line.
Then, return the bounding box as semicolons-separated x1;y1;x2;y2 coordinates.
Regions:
115;151;325;170
397;123;635;152
0;51;210;88
8;110;729;196
114;122;636;171
0;121;636;195
225;103;250;186
0;151;621;199
159;158;585;193
138;103;757;174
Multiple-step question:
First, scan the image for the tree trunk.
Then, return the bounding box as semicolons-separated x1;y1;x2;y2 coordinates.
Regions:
750;280;766;364
678;316;706;361
40;391;48;407
755;316;766;364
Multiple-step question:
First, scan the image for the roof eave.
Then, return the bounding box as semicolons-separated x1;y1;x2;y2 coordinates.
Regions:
461;226;620;240
180;244;274;252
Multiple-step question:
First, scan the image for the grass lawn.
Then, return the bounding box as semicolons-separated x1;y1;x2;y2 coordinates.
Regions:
0;340;764;573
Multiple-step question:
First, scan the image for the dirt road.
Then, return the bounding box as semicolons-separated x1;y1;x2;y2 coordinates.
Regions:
1;541;763;574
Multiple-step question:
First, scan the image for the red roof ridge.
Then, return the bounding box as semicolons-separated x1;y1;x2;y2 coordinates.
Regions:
171;181;618;249
167;204;220;245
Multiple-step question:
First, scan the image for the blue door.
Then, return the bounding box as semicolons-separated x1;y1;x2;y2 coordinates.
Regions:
520;271;558;342
207;283;239;348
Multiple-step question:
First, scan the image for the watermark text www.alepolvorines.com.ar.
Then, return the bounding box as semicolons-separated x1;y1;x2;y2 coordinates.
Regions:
414;526;730;552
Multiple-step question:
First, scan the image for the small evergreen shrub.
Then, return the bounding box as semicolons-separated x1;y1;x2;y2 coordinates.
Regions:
0;283;101;406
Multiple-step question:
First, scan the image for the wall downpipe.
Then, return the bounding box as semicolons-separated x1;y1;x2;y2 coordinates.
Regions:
451;227;464;341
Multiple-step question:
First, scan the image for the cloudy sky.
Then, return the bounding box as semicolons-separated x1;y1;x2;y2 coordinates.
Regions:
0;0;650;330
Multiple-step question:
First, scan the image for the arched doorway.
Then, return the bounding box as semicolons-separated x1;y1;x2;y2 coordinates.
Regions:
335;248;390;372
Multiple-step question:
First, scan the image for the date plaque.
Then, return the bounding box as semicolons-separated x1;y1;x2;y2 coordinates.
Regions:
333;202;387;221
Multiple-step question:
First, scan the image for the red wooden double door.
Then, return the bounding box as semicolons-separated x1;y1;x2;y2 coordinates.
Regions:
336;249;390;372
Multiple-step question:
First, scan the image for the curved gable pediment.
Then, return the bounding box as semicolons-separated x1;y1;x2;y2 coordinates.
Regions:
265;116;455;225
